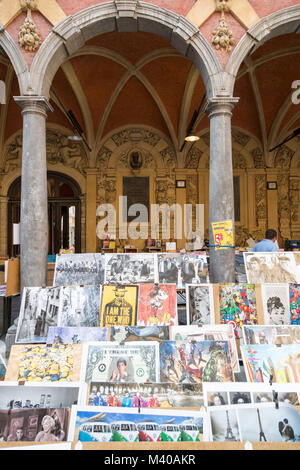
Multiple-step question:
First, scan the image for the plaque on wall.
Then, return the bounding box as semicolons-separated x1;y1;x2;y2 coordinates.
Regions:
122;177;150;223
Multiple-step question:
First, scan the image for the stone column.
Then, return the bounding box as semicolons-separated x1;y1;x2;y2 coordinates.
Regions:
206;97;239;283
14;96;53;289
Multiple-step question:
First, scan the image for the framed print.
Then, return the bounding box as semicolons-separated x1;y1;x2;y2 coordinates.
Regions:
261;284;290;325
157;253;208;288
47;326;109;344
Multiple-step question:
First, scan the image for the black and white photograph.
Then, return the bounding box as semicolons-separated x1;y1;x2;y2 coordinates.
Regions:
242;325;300;346
109;325;170;343
157;253;208;288
0;383;84;409
58;285;102;327
53;253;105;286
208;407;240;441
261;284;290;325
15;287;63;344
0;408;69;442
207;391;229;407
236;402;300;442
186;284;214;326
104;253;157;284
243;252;299;284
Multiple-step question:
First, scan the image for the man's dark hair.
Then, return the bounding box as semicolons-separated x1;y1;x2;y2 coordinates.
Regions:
267;296;284;313
265;229;277;240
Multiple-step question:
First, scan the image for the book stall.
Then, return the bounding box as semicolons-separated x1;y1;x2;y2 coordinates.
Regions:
1;251;300;450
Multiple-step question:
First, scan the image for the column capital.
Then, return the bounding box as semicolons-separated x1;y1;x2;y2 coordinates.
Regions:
205;96;240;118
14;96;53;117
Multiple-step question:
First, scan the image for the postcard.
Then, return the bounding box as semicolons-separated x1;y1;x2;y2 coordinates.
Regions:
186;284;214;326
157;253;208;288
159;340;234;384
47;326;109;344
86;381;204;409
208;402;300;442
67;405;205;442
241;343;300;383
15;287;63;344
109;326;170;343
242;325;300;346
58;285;102;328
0;408;69;442
104;253;157;284
83;341;159;384
99;285;139;327
218;283;258;340
171;324;239;374
137;283;177;326
53;253;105;286
243;252;299;284
5;344;83;383
261;284;290;325
0;382;85;409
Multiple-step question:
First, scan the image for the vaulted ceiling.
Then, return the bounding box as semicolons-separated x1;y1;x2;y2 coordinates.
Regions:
1;30;300;167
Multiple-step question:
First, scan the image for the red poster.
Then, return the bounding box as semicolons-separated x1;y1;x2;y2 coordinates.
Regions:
137;284;177;326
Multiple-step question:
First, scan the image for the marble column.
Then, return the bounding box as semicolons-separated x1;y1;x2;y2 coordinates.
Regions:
14;96;53;289
206;97;239;283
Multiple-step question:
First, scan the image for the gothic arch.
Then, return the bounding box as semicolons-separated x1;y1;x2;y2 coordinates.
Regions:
0;27;29;94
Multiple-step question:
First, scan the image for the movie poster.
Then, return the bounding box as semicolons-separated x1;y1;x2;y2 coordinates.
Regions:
99;285;139;327
219;284;258;340
137;283;177;326
261;284;290;325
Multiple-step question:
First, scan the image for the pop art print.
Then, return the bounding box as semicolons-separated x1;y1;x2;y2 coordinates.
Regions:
137;283;177;327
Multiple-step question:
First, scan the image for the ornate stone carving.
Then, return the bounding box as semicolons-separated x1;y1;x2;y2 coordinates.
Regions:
104;179;116;204
4;135;23;173
290;178;300;223
18;1;42;52
233;150;247;169
185;147;202;169
232;129;251;147
212;11;235;52
255;175;267;220
216;0;232;12
159;147;176;172
235;225;264;247
46;130;87;172
111;129;160;148
274;145;295;169
251;147;265;169
156;177;176;206
97;147;112;169
278;174;291;239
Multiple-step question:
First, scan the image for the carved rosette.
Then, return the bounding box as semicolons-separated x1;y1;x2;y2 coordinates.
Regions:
18;1;42;52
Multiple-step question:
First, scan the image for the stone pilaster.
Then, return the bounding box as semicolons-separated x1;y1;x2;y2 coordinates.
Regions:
14;96;53;289
205;96;239;283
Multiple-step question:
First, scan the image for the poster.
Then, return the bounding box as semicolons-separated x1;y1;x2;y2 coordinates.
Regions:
83;342;159;384
242;325;300;346
99;285;139;327
68;405;205;442
241;343;300;383
211;220;234;250
261;284;290;325
137;283;177;326
109;326;170;343
104;253;156;284
47;326;109;344
157;253;208;288
58;285;101;328
289;284;300;325
243;252;299;284
186;284;214;326
159;340;234;384
53;253;105;286
219;283;258;340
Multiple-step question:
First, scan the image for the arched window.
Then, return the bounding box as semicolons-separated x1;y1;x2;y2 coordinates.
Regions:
8;172;81;256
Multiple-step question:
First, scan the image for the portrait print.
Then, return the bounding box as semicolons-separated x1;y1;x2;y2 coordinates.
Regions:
16;287;63;344
261;284;290;325
157;253;208;289
242;325;300;346
100;285;139;327
137;283;177;326
244;252;299;284
186;284;214;326
53;253;105;286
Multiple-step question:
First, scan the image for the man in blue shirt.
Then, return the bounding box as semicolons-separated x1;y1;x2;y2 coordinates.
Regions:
253;229;278;252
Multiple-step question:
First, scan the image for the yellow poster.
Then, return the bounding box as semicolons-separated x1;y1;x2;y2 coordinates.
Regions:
211;220;234;250
100;284;139;327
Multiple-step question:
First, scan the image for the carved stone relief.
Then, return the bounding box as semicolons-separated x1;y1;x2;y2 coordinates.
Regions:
251;147;265;169
274;145;295;169
255;175;267;221
46;131;88;173
278;174;291;240
290;178;300;224
185;147;202;169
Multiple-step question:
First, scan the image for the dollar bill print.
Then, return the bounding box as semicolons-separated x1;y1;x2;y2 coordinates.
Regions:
83;342;159;384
